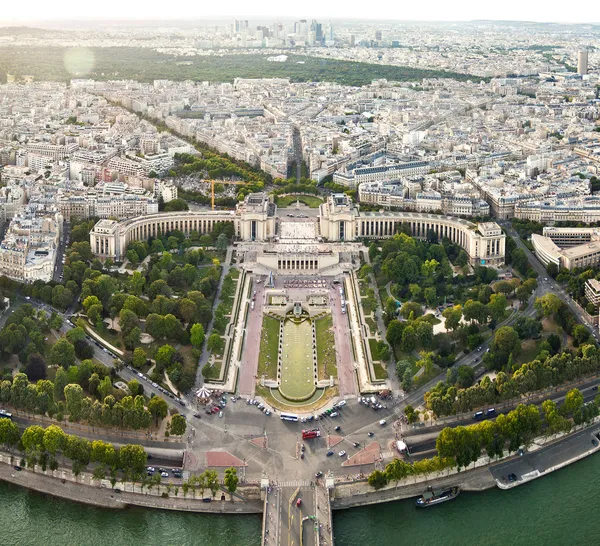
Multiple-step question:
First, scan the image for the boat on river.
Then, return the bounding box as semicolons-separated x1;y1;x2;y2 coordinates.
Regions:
415;486;460;507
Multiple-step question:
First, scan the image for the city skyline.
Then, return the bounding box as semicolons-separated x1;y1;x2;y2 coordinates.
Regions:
1;0;600;25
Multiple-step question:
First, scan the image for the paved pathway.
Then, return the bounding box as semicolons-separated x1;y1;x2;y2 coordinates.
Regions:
239;279;266;396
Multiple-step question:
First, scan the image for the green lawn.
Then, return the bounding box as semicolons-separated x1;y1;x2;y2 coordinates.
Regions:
229;267;240;280
258;316;280;381
276;194;324;208
365;317;378;336
358;281;369;298
362;298;375;315
515;338;544;365
369;338;390;362
279;319;316;401
373;363;388;380
315;315;337;379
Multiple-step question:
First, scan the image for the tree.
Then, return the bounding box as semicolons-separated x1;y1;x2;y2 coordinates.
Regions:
64;384;84;421
207;334;224;355
66;327;86;345
203;469;220;498
170;414;187;436
132;347;147;369
368;469;388;490
424;287;437;308
190;323;206;349
215;233;229;252
572;325;590;346
83;295;101;313
128;271;146;296
119;309;139;337
148;396;168;425
126;249;140;264
463;300;488;325
563;388;584;416
546;262;559;278
164;198;189;212
386;320;405;347
511;248;528;273
399;301;422;319
534;294;562;317
456;365;475;388
177;298;197;324
119;444;147;481
49;338;75;368
514;316;542;340
155;344;176;370
224;466;239;499
25;353;47;382
0;418;19;447
43;425;67;455
487;294;508;323
442;305;462;332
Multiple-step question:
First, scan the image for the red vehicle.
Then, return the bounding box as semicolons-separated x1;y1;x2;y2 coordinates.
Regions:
296;498;302;507
302;429;321;440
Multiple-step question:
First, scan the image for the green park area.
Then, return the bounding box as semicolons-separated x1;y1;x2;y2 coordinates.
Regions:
279;319;316;401
315;315;337;379
258;315;280;381
0;46;484;86
275;194;324;208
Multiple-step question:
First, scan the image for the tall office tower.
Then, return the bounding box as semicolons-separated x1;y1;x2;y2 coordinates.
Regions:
375;30;382;41
578;49;589;75
312;20;323;43
350;34;356;47
327;24;334;43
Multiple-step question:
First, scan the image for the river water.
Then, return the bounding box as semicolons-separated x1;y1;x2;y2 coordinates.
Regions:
1;453;598;546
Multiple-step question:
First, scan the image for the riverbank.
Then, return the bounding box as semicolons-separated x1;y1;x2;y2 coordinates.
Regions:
1;420;599;520
0;455;263;515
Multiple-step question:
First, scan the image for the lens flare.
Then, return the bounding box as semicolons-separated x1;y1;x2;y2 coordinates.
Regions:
63;48;95;76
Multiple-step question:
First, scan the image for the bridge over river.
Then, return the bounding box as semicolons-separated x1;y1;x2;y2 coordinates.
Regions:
261;477;334;546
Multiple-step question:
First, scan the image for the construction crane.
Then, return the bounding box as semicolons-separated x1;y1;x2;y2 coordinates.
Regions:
210;180;248;210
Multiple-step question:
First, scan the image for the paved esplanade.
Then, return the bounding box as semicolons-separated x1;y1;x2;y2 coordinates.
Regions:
263;481;333;546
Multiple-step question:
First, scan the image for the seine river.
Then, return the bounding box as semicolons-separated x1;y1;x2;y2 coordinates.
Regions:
1;453;598;546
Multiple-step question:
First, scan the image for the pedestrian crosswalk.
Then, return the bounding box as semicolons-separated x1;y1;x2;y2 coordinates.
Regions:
277;479;312;487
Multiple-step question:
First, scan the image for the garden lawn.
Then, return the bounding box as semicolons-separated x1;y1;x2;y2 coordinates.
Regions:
279;319;315;400
258;316;280;381
315;315;337;379
276;195;324;208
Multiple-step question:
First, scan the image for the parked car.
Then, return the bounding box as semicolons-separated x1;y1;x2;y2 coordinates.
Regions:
296;498;302;507
326;451;334;457
379;420;387;426
337;400;347;407
338;450;347;457
485;408;497;417
161;472;169;478
315;471;323;478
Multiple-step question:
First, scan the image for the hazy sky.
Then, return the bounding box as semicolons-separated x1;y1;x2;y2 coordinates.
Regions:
1;0;599;24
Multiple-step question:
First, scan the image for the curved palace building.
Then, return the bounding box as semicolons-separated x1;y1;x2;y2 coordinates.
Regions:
90;193;505;267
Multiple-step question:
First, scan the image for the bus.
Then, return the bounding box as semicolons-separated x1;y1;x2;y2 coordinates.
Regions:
302;429;321;440
0;409;13;420
280;412;299;422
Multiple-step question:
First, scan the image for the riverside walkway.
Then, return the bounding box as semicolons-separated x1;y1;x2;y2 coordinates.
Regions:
262;479;334;546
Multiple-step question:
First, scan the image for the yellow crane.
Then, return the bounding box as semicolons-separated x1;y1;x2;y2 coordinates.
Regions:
210;180;248;210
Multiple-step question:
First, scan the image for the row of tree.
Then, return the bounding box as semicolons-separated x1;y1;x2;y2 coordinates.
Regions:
0;419;148;481
436;392;599;469
425;344;600;417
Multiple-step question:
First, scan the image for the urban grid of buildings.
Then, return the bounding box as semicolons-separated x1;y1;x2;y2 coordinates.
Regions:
1;22;600;290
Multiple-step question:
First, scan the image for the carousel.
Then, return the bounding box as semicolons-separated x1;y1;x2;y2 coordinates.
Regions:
195;386;213;404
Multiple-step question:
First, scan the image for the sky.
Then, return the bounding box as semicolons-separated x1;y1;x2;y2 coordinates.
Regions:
0;0;599;25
